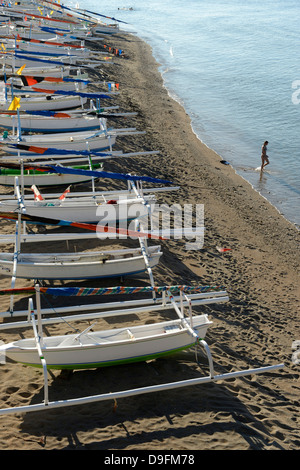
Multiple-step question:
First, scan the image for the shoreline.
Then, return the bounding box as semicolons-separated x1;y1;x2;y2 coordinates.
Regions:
181;107;299;231
151;43;300;231
0;31;299;450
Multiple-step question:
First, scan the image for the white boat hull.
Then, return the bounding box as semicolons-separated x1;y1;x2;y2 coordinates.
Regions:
0;196;152;223
91;24;120;35
0;315;212;369
0;131;116;155
0;245;162;280
0;169;102;187
0;94;87;112
0;25;66;41
1;54;79;70
2;65;75;77
0;113;103;132
12;42;90;58
7;78;89;92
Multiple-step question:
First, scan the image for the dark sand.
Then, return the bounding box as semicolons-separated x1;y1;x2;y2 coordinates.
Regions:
0;32;299;450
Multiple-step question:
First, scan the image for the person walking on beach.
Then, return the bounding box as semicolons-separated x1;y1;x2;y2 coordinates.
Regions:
261;141;269;171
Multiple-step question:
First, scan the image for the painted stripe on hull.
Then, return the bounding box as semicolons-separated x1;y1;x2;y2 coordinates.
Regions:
22;343;195;370
3;145;112;157
0;125;101;133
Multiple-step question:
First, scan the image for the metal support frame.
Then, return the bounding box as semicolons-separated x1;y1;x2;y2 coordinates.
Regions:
0;337;284;416
0;288;284;416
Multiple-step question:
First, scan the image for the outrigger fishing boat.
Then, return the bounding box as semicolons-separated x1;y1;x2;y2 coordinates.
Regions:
0;92;88;112
0;1;285;418
2;37;92;59
0;289;213;370
0;239;163;281
0;284;284;415
0;51;92;70
0;108;116;133
4;73;90;92
0;183;163;283
0;3;118;36
0;123;142;156
0;144;159;187
0;81;117;112
0;128;117;155
0;160;106;187
0;192;152;224
0;170;165;223
1;63;82;77
0;245;163;281
0;54;91;76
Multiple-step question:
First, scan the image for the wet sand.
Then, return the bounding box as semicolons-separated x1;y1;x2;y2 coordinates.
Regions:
0;32;299;450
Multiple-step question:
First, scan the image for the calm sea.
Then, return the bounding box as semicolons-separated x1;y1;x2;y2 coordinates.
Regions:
82;0;300;227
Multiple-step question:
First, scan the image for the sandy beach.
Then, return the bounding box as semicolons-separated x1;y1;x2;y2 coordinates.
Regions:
0;31;299;451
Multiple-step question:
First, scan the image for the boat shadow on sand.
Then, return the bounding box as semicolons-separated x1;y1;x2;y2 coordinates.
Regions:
1;248;286;450
16;351;287;450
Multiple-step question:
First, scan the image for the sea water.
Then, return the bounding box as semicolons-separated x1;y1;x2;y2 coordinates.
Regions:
81;0;300;227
